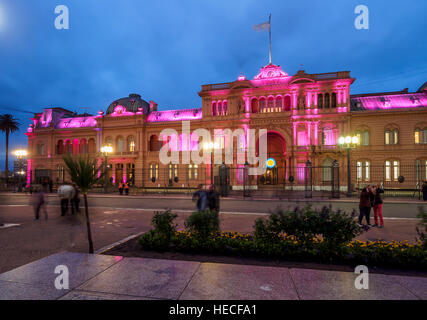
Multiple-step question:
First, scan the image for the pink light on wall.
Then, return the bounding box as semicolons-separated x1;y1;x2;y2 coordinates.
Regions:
238;75;246;81
353;93;427;110
57;116;97;128
253;64;288;80
110;105;135;117
146;108;202;122
27;159;32;187
123;165;127;184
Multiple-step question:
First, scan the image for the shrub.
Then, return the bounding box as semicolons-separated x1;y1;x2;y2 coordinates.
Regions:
151;210;178;241
416;207;427;247
254;206;361;246
185;209;220;239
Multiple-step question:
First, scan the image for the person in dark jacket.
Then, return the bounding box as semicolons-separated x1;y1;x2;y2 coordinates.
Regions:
192;184;208;211
423;181;427;201
72;186;80;214
372;184;384;228
118;182;124;195
359;186;374;226
124;182;130;195
207;185;220;213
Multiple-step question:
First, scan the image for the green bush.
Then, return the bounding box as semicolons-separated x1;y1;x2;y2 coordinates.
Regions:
416;207;427;247
185;209;220;239
254;206;361;246
151;210;177;241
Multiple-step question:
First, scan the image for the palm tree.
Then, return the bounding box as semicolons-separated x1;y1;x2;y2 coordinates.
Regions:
0;114;20;183
63;154;103;253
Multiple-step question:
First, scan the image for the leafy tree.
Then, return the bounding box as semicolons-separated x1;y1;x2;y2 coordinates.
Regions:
0;114;20;183
63;154;103;253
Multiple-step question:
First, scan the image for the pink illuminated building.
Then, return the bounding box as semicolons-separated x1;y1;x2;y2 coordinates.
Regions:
26;63;427;191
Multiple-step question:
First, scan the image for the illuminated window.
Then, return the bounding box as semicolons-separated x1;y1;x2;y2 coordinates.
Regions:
415;129;420;144
149;163;158;180
385;161;391;181
214;135;225;149
424;128;427;144
188;164;198;180
385;160;399;181
385;131;391;145
56;165;65;183
127;136;135;152
168;164;178;180
393;129;399;144
322;158;333;182
385;129;398;145
356;161;370;181
393;160;399;181
362;130;369;145
116;136;124;152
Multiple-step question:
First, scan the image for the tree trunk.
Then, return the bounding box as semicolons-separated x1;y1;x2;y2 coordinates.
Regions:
83;194;94;253
5;130;9;184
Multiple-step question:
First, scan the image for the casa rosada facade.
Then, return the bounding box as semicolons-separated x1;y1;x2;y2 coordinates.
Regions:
25;63;427;191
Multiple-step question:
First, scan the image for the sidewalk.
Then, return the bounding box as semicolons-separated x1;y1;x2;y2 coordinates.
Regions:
1;191;426;204
0;252;425;300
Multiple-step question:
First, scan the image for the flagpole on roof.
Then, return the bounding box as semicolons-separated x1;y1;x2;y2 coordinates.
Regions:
269;14;272;64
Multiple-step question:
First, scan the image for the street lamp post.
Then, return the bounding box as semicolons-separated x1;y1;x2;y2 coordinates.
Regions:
100;146;113;193
13;149;28;192
338;135;359;197
203;141;220;187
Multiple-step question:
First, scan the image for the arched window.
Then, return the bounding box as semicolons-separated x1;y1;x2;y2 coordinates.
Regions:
149;135;160;151
392;129;399;144
322;126;335;146
259;97;266;113
324;93;330;108
116;136;124;152
385;128;398;145
212;102;217;116
322;158;333;182
284;95;291;111
362;130;369;146
275;96;282;111
88;138;95;153
127;136;135;152
317;94;323;108
65;140;72;154
424;128;427;144
79;139;87;154
56;140;64;155
251;98;259;113
267;97;274;112
217;101;222;116
188;164;198;180
105;137;113;147
72;139;79;154
331;92;337;108
385;130;391;145
222;101;228;115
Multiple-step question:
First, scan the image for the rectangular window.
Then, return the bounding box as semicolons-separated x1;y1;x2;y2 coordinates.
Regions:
356;161;362;181
365;161;370;181
415;131;420;144
385;131;390;145
385;161;391;181
393;161;399;181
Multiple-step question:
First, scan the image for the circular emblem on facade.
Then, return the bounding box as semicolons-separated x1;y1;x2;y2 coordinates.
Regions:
266;158;276;168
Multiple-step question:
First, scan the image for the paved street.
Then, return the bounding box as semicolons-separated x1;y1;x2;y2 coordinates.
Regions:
1;193;425;218
0;252;425;300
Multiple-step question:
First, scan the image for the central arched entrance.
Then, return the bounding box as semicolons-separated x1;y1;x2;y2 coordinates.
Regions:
257;131;287;185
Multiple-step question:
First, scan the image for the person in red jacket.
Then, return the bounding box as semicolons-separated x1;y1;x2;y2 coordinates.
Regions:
372;184;384;228
358;185;375;227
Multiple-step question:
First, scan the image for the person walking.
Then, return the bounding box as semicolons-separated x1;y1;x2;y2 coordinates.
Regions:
72;185;80;214
207;185;220;213
192;184;208;211
124;182;130;195
359;185;374;227
32;190;47;220
422;181;427;201
373;184;384;228
118;182;124;195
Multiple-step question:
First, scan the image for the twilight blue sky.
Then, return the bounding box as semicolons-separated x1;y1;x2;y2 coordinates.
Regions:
0;0;426;169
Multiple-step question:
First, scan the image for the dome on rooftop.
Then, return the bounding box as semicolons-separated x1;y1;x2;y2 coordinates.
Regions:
106;94;150;115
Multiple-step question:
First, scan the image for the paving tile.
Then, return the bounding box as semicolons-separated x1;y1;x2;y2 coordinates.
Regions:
289;268;419;300
77;257;200;299
179;263;299;300
59;290;155;300
0;280;69;300
388;275;427;300
0;252;122;290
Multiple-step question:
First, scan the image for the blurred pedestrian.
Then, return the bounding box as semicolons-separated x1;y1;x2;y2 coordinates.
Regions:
372;184;384;228
124;182;130;195
72;185;80;214
207;185;220;213
358;185;374;227
118;182;124;195
192;184;207;211
423;181;427;201
32;190;47;220
58;184;75;216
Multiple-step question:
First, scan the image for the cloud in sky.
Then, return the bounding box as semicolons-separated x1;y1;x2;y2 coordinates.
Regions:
0;0;426;169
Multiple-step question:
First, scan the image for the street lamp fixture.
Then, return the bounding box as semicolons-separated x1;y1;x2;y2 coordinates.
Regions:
13;149;28;158
100;145;113;193
338;135;359;197
12;149;28;192
203;141;220;186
